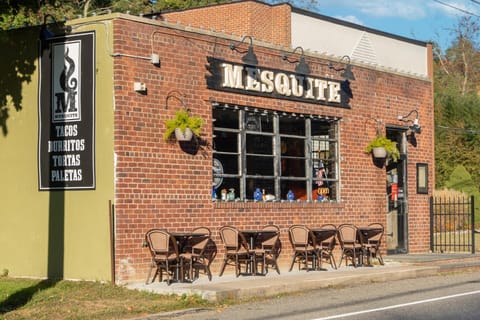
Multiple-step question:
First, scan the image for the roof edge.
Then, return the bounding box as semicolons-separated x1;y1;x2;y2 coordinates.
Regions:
291;6;429;47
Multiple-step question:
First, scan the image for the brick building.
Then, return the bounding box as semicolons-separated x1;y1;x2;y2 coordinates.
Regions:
0;1;433;283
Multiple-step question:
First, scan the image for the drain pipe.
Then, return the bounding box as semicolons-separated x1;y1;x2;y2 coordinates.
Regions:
109;200;115;284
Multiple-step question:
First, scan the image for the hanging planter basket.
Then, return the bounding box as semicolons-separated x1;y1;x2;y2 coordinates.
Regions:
174;127;193;141
365;135;400;163
163;108;203;142
372;146;387;159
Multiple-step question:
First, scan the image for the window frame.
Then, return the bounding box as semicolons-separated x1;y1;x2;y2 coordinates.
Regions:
212;103;340;202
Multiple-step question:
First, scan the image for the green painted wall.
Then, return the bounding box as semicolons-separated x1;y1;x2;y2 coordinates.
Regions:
0;17;115;281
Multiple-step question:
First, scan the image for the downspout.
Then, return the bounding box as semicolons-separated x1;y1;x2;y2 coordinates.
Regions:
109;200;115;284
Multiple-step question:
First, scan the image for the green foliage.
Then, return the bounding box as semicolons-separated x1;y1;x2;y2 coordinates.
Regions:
0;1;78;30
444;165;480;225
434;87;480;188
164;109;203;140
445;165;475;191
434;16;480;190
152;0;230;11
0;0;233;29
365;135;400;162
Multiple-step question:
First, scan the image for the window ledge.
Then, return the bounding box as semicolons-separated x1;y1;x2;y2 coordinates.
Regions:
213;200;345;209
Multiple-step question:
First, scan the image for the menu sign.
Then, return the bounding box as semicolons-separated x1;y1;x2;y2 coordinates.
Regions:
38;32;95;190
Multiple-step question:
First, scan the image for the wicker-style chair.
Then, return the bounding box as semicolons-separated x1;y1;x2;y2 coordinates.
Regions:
337;224;364;268
317;224;338;269
181;227;214;281
144;229;182;285
363;223;385;265
288;225;319;271
259;224;281;274
219;226;254;277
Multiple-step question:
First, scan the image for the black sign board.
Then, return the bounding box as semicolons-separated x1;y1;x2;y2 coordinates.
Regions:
205;57;352;108
38;32;96;190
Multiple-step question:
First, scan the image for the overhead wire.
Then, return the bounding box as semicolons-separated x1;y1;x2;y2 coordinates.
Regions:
433;0;480;17
436;125;480;134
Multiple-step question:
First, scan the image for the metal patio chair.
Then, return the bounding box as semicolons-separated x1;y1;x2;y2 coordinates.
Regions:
288;225;319;271
363;223;385;265
219;226;254;277
181;227;214;281
337;224;364;268
259;224;281;274
317;224;338;269
145;229;182;285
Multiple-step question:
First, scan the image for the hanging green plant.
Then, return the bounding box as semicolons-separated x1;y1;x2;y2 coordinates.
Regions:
365;135;400;162
163;109;203;141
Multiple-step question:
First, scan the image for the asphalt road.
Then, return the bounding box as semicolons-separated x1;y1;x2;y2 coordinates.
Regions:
170;271;480;320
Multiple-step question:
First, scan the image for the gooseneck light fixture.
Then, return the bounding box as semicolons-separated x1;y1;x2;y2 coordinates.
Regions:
282;46;311;75
398;109;421;134
327;55;355;81
229;35;258;66
40;14;72;41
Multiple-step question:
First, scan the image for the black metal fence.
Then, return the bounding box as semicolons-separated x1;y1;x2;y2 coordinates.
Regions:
430;195;475;253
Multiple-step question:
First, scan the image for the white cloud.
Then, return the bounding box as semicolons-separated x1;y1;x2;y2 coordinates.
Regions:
313;0;432;19
316;0;480;19
363;3;425;19
333;14;364;25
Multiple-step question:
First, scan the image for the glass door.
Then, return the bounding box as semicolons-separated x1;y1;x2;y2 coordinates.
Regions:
386;129;408;254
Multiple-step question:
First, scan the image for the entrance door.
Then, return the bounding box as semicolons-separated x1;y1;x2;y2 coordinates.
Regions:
386;129;408;254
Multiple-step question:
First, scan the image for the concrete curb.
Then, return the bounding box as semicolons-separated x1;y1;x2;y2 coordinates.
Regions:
126;254;480;304
127;255;480;319
127;265;441;303
200;266;439;302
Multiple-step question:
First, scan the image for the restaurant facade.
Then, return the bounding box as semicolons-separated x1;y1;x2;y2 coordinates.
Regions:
0;1;433;283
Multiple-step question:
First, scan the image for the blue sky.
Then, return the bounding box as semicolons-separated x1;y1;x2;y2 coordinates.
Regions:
298;0;480;50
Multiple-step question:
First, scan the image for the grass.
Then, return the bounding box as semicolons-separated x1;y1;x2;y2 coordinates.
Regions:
0;278;214;320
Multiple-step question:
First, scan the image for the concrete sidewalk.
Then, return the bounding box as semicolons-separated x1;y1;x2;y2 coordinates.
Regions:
126;253;480;303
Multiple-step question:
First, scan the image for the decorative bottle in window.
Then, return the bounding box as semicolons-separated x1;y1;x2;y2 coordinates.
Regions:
212;187;217;201
254;188;262;201
287;190;295;201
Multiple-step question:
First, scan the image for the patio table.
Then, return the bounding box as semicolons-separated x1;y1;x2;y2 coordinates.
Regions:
356;226;383;266
240;229;278;275
171;231;210;281
309;228;337;270
310;228;337;243
357;226;383;240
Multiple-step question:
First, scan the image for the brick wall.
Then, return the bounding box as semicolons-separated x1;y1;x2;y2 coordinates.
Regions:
112;16;433;283
160;1;291;47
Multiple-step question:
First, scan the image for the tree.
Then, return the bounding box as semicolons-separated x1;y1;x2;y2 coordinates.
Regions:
434;16;480;96
434;16;480;189
0;0;231;30
444;165;480;224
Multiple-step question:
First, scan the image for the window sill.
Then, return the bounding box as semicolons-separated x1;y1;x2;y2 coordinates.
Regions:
213;200;344;209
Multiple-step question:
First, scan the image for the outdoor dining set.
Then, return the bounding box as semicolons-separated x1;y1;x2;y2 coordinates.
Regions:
144;223;385;285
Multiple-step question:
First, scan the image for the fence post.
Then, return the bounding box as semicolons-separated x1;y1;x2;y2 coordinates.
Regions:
430;196;434;252
471;195;475;254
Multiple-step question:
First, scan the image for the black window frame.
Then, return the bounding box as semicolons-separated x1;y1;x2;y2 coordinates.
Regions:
212;103;340;202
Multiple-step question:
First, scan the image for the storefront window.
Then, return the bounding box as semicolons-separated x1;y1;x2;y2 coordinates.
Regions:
212;103;339;202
